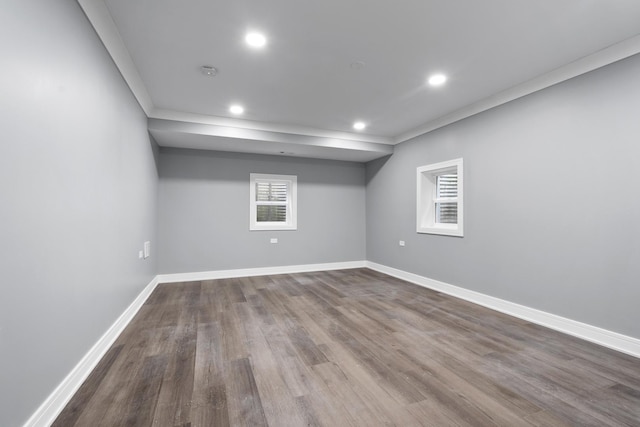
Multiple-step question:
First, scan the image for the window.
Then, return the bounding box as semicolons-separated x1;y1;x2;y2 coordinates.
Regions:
250;173;297;230
417;158;463;237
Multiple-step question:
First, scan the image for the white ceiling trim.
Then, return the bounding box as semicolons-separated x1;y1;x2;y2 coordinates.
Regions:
149;108;393;145
148;118;394;162
80;0;640;150
396;33;640;144
148;118;393;153
77;0;154;115
78;0;393;148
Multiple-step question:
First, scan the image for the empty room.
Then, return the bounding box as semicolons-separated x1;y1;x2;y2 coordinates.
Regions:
3;0;640;426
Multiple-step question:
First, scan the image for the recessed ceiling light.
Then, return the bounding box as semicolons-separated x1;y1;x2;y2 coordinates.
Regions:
428;73;447;86
245;32;267;48
353;121;366;131
229;105;244;115
200;65;218;76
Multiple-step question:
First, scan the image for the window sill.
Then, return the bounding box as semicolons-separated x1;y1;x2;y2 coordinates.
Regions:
250;223;297;231
417;224;463;237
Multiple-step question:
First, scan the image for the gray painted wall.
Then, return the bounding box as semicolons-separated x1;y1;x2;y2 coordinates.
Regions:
4;1;640;424
366;53;640;340
0;1;158;425
158;148;365;273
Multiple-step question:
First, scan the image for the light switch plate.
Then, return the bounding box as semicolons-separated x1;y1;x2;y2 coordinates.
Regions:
144;241;150;258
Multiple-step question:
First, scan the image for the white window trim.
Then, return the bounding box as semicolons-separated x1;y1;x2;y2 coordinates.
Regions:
417;158;464;237
250;173;297;231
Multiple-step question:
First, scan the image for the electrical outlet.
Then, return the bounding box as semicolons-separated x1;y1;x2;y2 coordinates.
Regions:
138;250;143;259
270;238;278;244
399;240;405;247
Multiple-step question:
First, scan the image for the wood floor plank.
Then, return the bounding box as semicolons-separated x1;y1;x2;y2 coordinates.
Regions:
315;342;414;423
522;409;575;427
233;298;309;426
51;344;124;427
405;399;472;427
54;268;640;426
118;353;169;427
190;321;230;426
151;309;197;426
225;358;268;427
579;383;640;426
476;351;620;426
311;361;390;426
395;345;541;420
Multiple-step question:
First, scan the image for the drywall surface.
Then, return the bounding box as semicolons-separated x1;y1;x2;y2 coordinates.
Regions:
0;1;158;425
158;149;365;273
366;53;640;340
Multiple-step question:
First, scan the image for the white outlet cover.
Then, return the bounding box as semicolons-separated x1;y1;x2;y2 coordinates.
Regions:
138;250;143;259
144;241;151;258
270;238;278;243
399;240;405;246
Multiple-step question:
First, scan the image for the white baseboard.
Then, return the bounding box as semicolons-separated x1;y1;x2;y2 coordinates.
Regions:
23;276;160;427
366;261;640;359
156;260;367;284
24;261;365;426
24;260;640;426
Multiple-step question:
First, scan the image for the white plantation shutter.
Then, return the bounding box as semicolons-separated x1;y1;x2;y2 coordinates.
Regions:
256;182;288;202
435;174;458;224
255;181;289;222
250;174;297;230
436;174;457;198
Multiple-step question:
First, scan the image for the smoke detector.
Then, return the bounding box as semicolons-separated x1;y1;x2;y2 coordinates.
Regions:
200;66;218;76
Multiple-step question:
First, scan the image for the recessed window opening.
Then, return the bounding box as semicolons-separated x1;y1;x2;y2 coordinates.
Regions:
250;173;297;231
417;158;463;237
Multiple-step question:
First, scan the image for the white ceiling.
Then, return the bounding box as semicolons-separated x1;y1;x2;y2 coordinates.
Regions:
79;0;640;162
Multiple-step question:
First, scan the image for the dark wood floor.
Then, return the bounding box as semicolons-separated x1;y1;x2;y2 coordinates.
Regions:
54;268;640;426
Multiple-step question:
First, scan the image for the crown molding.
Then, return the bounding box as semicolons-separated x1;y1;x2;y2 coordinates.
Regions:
395;34;640;144
77;0;154;115
79;0;640;150
78;0;394;147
